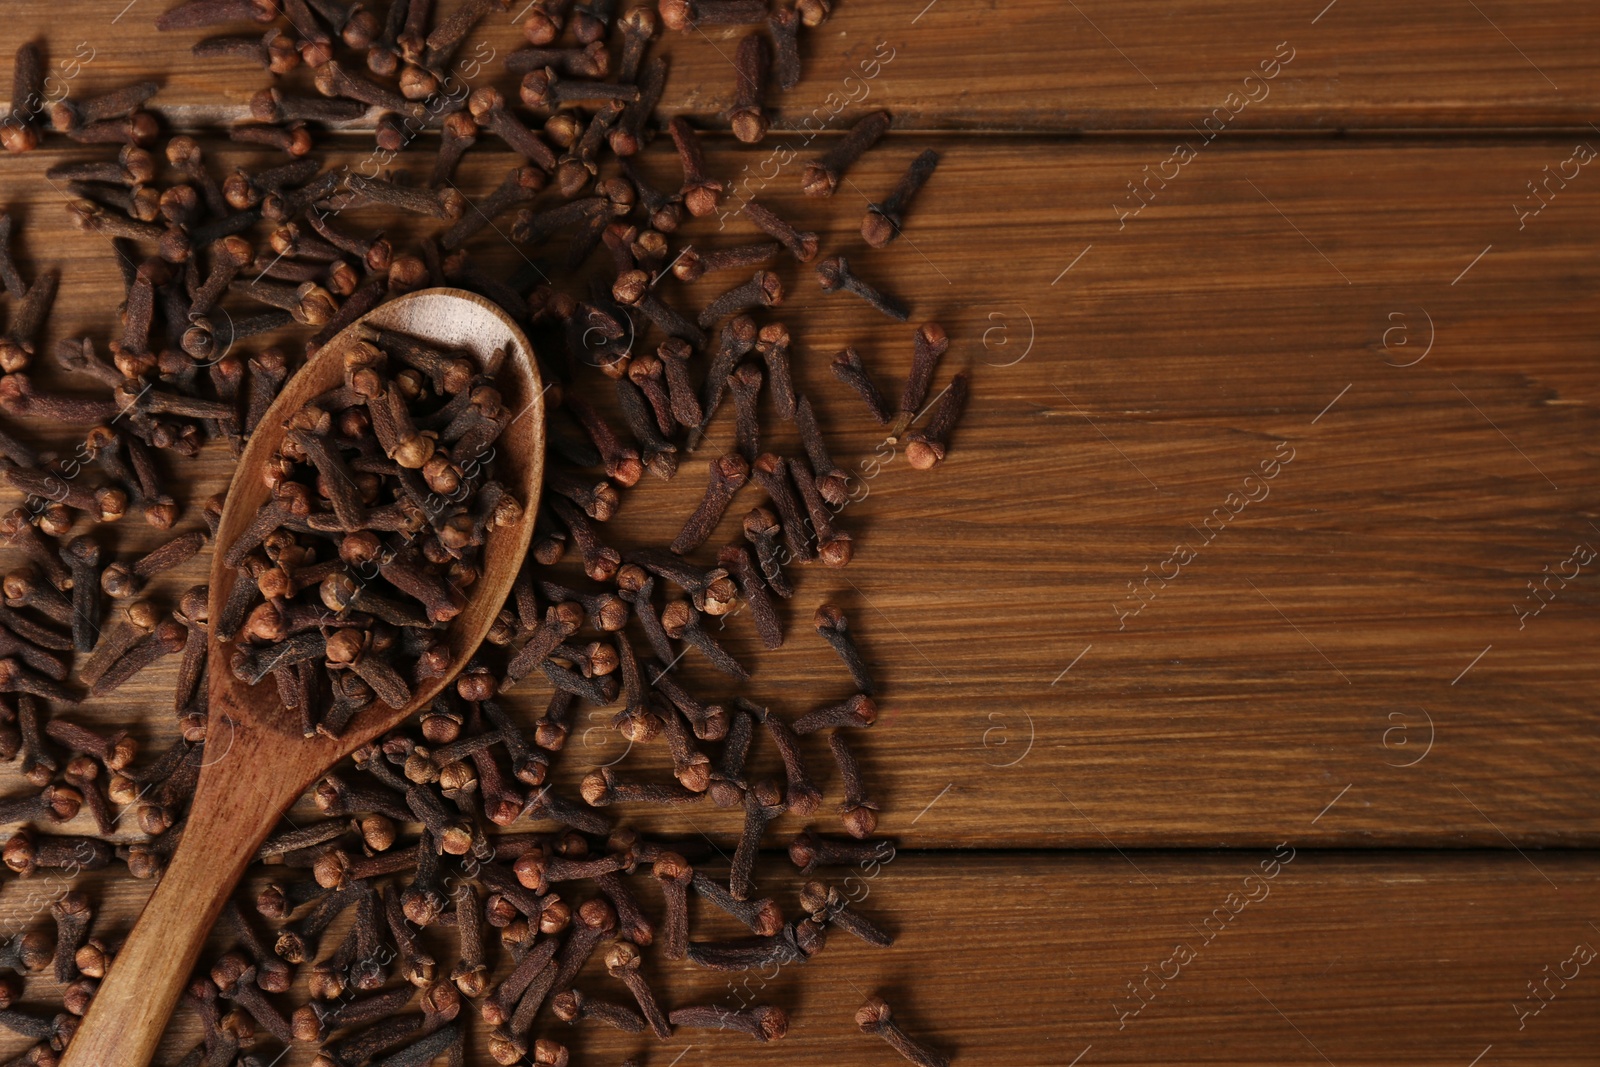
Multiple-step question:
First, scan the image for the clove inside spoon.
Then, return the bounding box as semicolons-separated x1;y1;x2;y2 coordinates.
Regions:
61;288;545;1067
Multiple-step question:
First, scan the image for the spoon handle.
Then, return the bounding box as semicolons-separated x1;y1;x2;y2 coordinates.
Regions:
60;728;309;1067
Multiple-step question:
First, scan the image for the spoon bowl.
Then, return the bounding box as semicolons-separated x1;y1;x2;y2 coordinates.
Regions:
62;288;544;1067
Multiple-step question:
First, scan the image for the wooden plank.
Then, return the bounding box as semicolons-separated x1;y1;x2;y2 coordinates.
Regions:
2;1;1598;130
2;852;1597;1064
539;137;1600;848
695;135;1600;849
0;135;1598;847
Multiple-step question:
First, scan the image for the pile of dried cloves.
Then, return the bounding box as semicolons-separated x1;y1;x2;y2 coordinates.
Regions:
0;0;966;1064
223;327;523;735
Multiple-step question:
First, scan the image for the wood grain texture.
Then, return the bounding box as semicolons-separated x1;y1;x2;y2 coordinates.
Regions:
0;0;1592;1059
0;1;1596;130
0;134;1597;850
3;852;1598;1065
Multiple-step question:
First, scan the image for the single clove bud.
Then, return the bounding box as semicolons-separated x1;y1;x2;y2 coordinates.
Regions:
905;371;969;469
670;1003;788;1041
669;116;723;217
616;6;657;81
551;987;645;1032
729;33;770;143
730;777;785;900
686;918;826;970
698;269;782;329
1;44;43;154
800;880;893;947
646;660;730;740
50;892;92;984
156;0;279;30
603;941;670;1038
830;731;879;838
863;148;940;248
817;255;909;322
793;693;877;735
769;2;802;89
505;41;610;78
742;199;818;263
58;538;101;652
804;109;891;197
789;458;852;567
675;241;780;284
671;454;749;554
99;530;207;599
813;603;874;693
793;394;849;506
831;346;892;424
659;0;769;31
612;269;706;347
890;322;950;440
721;361;763;461
690;870;783;935
856;995;949;1067
653;852;693;960
625;353;676;437
229;122;315;157
338;174;462;220
519;67;639;110
581;765;699;807
742;507;794;598
469;87;558;172
654;338;702;431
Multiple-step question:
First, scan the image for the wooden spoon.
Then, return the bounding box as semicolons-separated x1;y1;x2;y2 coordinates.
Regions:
61;288;545;1067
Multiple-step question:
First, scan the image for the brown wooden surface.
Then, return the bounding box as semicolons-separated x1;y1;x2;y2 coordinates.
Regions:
4;135;1596;848
0;2;1597;1064
6;852;1600;1065
3;2;1600;130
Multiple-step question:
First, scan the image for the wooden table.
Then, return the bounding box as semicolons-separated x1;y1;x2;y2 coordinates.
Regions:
1;1;1598;1064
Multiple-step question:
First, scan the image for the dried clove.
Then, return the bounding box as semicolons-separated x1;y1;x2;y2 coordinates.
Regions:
670;1003;788;1041
856;995;949;1067
813;603;874;693
905;370;969;469
831;346;892;424
830;731;879;838
818;255;910;322
729;33;771;143
890;321;951;439
864;148;941;248
671;454;749;554
804;109;891;197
